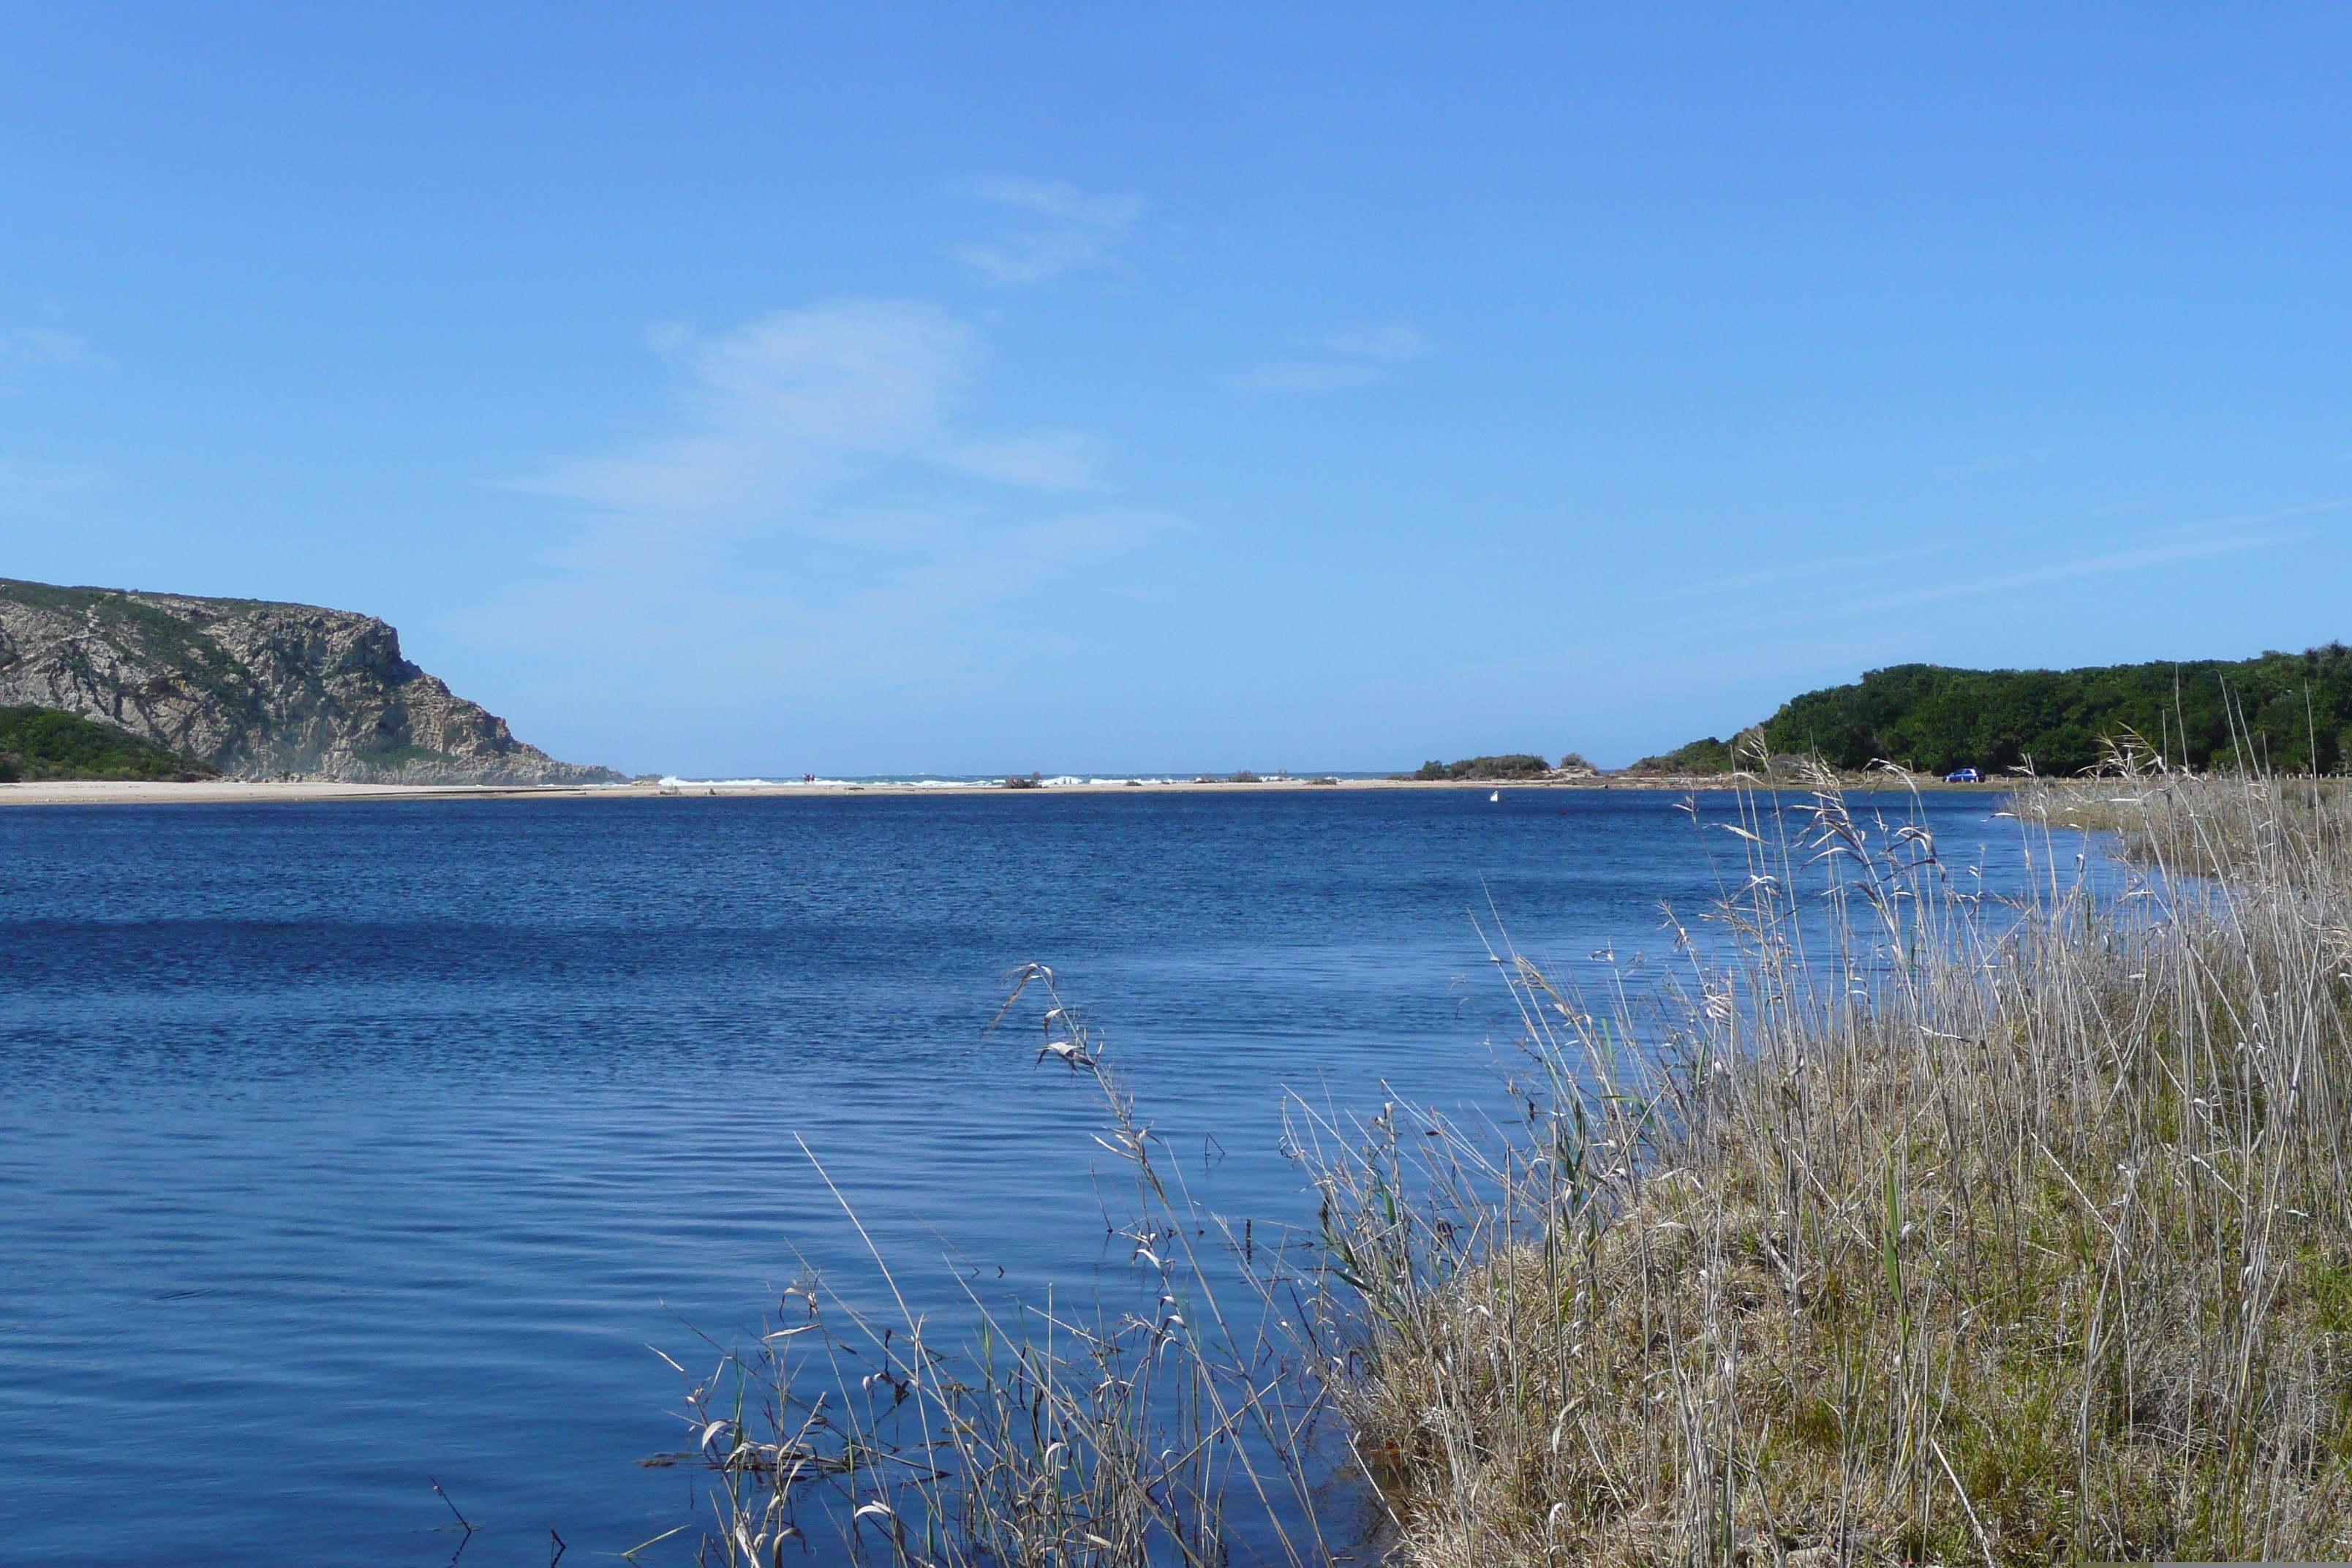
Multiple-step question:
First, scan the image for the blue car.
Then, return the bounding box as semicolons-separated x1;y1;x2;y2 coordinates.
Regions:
1944;768;1981;783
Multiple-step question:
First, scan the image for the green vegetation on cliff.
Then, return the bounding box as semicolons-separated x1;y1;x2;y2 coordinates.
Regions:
0;705;218;782
1757;644;2352;776
0;576;622;783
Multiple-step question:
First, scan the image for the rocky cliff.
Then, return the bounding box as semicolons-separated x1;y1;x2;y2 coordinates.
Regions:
0;578;625;784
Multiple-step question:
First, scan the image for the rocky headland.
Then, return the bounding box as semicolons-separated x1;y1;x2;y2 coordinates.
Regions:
0;578;623;784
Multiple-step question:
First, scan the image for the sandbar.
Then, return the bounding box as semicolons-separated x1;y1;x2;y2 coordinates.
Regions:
0;774;1996;807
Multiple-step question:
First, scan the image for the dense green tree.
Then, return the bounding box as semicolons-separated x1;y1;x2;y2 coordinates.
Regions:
1756;645;2352;775
1411;754;1553;780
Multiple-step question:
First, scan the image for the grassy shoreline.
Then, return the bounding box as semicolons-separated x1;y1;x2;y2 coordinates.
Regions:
1308;767;2352;1567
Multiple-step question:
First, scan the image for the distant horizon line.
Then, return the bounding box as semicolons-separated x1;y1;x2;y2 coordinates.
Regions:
652;769;1410;785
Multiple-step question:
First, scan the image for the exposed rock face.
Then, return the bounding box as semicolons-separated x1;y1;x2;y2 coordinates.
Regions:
0;578;625;784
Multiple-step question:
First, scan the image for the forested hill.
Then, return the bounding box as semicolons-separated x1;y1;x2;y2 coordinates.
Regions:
1756;645;2352;776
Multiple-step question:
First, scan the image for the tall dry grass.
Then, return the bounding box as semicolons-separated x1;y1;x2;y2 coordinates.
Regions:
654;964;1342;1568
2022;764;2352;885
1302;764;2352;1567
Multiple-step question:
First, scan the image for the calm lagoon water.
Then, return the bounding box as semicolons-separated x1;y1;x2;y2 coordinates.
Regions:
0;788;2049;1564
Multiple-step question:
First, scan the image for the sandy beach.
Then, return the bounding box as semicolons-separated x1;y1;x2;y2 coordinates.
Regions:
0;773;1993;807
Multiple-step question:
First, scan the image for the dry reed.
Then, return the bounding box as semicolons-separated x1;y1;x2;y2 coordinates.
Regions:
655;965;1339;1568
1299;761;2352;1567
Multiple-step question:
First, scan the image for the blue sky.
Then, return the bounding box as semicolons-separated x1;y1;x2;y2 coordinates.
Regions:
4;7;2350;775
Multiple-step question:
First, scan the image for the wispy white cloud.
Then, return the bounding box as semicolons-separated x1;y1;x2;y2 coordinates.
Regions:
1238;323;1435;392
483;300;1172;687
520;300;977;534
1732;521;2304;633
970;178;1140;229
939;431;1106;491
1677;543;1956;598
2;326;106;369
951;178;1140;285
